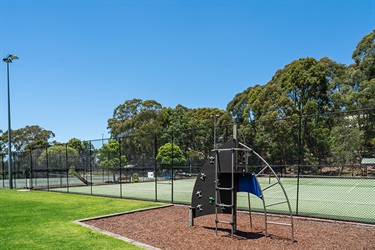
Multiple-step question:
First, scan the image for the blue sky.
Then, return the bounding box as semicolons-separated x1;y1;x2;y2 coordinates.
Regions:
0;0;374;143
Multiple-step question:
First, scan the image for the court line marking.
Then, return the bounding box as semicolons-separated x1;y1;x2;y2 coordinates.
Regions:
347;183;359;193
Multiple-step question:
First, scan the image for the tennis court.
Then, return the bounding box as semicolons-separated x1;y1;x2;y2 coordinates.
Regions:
45;175;375;224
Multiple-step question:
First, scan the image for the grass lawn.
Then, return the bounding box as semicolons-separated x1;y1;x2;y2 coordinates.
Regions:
0;189;165;249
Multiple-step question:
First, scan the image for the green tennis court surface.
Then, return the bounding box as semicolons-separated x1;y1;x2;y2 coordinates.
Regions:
47;175;375;224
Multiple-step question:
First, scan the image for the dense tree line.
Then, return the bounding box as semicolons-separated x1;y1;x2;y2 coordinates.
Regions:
1;30;374;169
106;30;374;167
226;30;375;166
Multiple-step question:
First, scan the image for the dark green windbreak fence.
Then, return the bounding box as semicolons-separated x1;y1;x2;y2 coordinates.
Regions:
1;109;374;224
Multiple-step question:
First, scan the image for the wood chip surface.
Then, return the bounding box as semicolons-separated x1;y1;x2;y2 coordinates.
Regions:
84;205;375;250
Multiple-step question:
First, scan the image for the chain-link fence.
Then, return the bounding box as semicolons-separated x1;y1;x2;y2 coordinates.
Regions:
1;109;374;224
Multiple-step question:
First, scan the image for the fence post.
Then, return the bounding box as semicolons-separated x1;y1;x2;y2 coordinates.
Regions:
29;149;33;189
89;141;93;189
59;146;63;187
296;116;302;215
65;143;69;193
24;151;28;188
154;133;158;202
2;154;4;187
119;138;122;198
89;141;93;196
171;131;174;204
46;146;49;191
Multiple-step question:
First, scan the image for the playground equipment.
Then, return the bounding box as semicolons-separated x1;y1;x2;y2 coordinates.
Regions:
68;167;92;185
190;131;294;242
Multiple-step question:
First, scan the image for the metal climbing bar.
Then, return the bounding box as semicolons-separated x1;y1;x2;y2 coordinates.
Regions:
265;200;288;207
214;149;219;236
216;187;234;191
261;181;279;192
216;220;234;225
216;203;233;208
255;165;270;177
239;141;294;243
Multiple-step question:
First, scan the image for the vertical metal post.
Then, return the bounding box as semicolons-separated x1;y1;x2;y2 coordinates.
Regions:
154;133;158;202
25;153;29;188
225;124;228;142
212;114;220;149
6;61;13;189
107;151;110;182
171;132;174;204
90;141;93;195
101;135;104;182
29;149;33;189
2;154;4;187
296;116;302;215
233;123;237;141
14;158;18;188
59;149;63;186
119;138;122;198
214;149;219;236
3;55;18;189
65;144;69;193
231;149;236;236
248;193;252;228
232;123;238;236
46;147;49;191
214;116;217;149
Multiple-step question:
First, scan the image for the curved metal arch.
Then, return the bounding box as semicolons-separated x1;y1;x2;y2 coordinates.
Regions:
239;142;294;242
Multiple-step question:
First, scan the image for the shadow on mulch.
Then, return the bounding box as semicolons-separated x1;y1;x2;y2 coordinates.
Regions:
203;226;264;240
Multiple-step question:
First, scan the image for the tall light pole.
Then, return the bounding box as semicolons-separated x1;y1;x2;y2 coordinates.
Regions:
3;54;19;189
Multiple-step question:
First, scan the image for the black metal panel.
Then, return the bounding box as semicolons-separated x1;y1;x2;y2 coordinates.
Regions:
217;139;237;173
191;139;237;218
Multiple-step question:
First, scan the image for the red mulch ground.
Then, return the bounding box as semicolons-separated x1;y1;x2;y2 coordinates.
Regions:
84;205;375;250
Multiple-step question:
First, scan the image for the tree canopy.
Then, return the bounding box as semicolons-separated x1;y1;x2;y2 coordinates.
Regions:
37;145;79;169
156;143;187;168
0;125;55;152
225;30;375;165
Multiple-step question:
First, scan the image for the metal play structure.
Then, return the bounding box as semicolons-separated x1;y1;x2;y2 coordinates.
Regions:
189;127;294;242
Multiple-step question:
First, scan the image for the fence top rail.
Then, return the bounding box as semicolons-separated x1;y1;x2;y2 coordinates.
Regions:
279;174;375;180
213;148;253;153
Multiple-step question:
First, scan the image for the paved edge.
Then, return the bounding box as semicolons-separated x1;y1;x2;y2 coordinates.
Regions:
77;204;173;222
74;204;173;250
74;221;161;250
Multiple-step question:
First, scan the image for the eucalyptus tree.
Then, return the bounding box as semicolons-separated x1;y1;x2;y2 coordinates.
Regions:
1;125;55;152
67;138;94;171
0;129;4;153
276;57;347;165
227;57;346;165
227;86;252;123
352;29;375;82
97;140;127;182
329;117;364;175
107;98;163;163
351;30;375;150
107;98;163;138
329;30;375;153
246;77;297;165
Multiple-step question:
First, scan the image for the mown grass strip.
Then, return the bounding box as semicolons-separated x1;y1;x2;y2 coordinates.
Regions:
0;189;164;249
